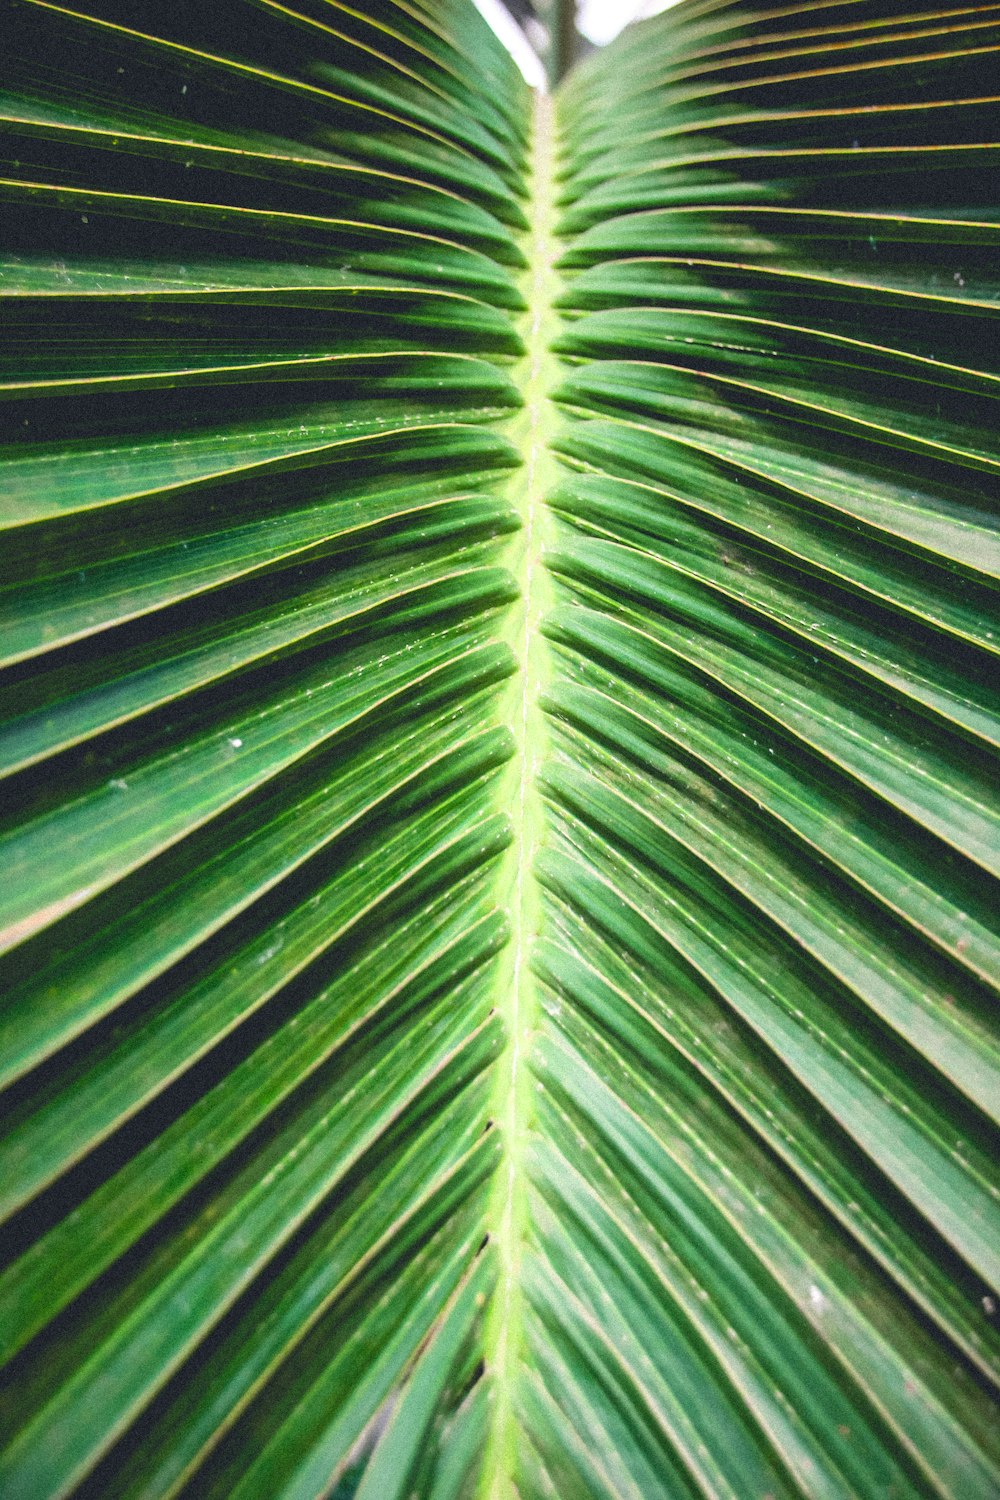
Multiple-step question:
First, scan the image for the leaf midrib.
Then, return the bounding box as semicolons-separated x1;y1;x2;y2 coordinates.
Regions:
482;86;561;1500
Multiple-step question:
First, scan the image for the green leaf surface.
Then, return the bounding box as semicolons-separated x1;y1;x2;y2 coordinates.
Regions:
1;2;998;1498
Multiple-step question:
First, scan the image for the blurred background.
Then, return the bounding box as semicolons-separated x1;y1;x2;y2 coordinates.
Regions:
473;0;681;86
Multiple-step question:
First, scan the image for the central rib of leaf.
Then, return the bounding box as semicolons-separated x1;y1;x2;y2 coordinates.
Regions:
483;87;561;1497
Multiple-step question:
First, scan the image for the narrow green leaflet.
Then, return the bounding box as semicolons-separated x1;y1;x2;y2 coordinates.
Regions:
0;2;997;1498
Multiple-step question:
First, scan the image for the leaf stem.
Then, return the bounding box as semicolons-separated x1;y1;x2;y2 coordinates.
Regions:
482;87;561;1500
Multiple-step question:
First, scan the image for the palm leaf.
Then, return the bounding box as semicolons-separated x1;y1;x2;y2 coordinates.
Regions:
0;1;997;1496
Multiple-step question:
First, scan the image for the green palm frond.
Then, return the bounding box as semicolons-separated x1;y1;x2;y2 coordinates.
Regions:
1;2;997;1497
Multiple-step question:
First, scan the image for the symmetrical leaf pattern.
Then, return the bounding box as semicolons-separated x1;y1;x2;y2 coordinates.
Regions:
0;2;997;1497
